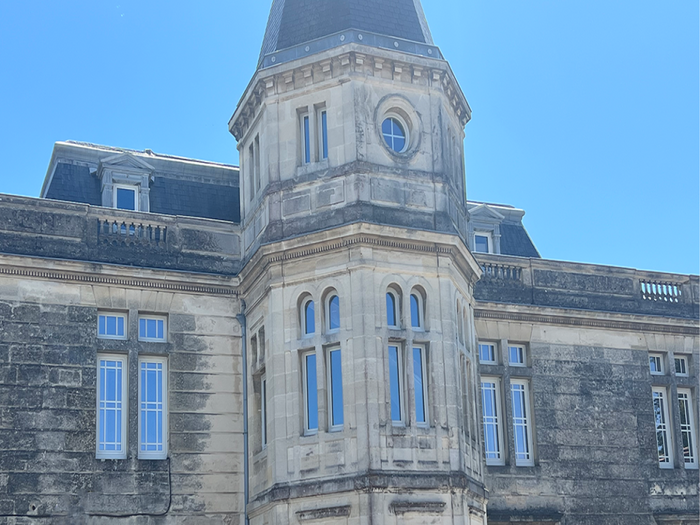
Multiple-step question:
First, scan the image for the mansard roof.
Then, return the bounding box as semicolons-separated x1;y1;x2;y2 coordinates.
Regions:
258;0;437;68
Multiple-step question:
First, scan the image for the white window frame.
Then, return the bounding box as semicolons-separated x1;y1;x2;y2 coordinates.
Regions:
510;379;535;467
327;347;344;432
410;292;425;331
302;351;319;436
652;387;674;468
481;377;505;466
261;374;268;449
300;110;312;165
508;345;526;367
388;345;405;426
381;114;409;154
317;107;328;161
479;343;497;365
325;294;340;334
674;356;689;377
302;298;315;337
138;356;168;460
113;184;140;211
473;231;493;254
386;290;400;329
677;388;697;469
412;345;429;428
138;315;167;343
98;312;128;340
96;354;128;459
649;353;665;376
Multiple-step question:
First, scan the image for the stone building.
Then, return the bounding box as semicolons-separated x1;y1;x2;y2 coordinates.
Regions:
0;1;697;524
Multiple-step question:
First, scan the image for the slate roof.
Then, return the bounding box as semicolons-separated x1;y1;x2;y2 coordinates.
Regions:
499;223;540;258
259;0;434;67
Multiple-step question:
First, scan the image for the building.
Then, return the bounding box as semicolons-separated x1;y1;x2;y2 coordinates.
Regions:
0;0;697;524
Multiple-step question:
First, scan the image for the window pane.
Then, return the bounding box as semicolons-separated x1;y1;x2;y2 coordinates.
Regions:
653;390;672;465
304;116;311;164
386;293;396;326
479;344;494;363
305;301;315;335
140;361;165;455
262;378;267;446
413;347;426;424
329;296;340;331
99;316;106;336
410;294;420;328
511;383;532;464
509;346;524;365
475;235;489;253
107;316;116;336
116;188;136;210
117;317;124;336
306;354;318;431
678;392;697;465
389;346;402;422
330;350;343;427
481;381;501;461
98;358;124;455
321;111;328;159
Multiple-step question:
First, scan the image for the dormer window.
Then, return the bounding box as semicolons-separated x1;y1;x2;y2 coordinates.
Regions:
114;184;139;211
474;232;492;254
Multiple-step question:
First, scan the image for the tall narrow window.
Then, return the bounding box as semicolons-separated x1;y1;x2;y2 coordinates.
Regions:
254;135;261;191
413;346;428;426
460;356;469;438
481;378;504;465
327;294;340;333
97;355;128;459
386;291;398;328
328;348;344;430
678;389;697;468
320;109;328;160
261;375;268;449
138;357;167;459
303;299;315;336
249;142;255;201
652;387;673;468
410;292;424;330
303;352;318;434
511;380;534;466
303;114;311;164
388;345;404;424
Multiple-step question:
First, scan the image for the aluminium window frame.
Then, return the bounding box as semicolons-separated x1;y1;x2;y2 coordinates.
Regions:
386;290;400;329
652;386;674;469
113;183;140;212
301;350;319;436
677;388;698;469
317;106;328;161
412;344;430;428
325;294;340;334
138;315;168;343
326;347;344;432
302;298;315;337
508;345;527;367
96;353;129;460
478;343;497;365
473;231;493;254
98;312;128;341
410;292;425;331
388;344;406;426
674;356;689;377
649;353;665;376
137;355;168;460
481;376;505;466
510;378;535;467
261;374;268;449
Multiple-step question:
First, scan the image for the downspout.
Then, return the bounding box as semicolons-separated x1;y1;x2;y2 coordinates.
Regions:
236;302;249;525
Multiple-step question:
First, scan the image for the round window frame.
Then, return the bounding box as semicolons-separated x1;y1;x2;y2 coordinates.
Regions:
381;115;410;154
374;95;422;161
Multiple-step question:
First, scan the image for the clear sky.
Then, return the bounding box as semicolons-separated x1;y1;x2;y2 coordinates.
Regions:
0;1;697;274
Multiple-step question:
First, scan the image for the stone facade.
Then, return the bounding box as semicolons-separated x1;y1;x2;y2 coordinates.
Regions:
0;0;697;524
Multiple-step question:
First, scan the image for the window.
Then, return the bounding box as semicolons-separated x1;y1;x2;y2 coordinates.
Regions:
319;109;328;160
248;142;255;201
479;343;496;364
511;380;534;466
98;313;127;340
261;375;268;449
97;355;128;459
509;345;526;367
114;184;139;211
481;378;504;465
138;316;166;342
326;294;340;333
474;232;492;254
302;298;315;336
388;345;404;424
675;356;689;377
382;117;407;153
652;387;673;468
138;357;167;459
410;292;424;330
413;346;429;427
386;291;399;328
649;353;664;375
302;352;318;434
254;135;261;191
327;348;344;431
302;113;311;164
678;389;697;468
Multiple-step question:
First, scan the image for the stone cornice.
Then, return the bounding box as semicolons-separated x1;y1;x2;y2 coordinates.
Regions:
474;304;698;336
0;258;238;297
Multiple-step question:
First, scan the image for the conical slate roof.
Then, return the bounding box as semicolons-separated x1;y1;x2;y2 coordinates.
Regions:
258;0;438;68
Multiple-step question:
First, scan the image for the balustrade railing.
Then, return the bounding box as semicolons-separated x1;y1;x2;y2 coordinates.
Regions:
480;262;523;282
97;218;167;246
640;280;682;303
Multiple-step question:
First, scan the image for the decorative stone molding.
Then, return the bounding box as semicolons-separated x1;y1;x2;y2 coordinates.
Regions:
390;501;446;515
296;505;351;521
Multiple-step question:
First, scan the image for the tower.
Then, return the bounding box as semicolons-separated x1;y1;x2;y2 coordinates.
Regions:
230;1;486;523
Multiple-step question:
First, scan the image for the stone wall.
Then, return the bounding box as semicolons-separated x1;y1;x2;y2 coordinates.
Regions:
0;257;244;524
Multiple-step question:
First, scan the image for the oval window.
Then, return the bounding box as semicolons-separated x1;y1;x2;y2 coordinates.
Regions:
382;117;407;153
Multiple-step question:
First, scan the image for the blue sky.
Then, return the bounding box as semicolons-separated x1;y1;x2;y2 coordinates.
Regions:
0;1;697;274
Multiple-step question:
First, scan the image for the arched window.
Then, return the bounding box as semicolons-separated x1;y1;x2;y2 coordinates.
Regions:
303;299;315;336
327;294;340;332
410;292;424;330
386;291;398;328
